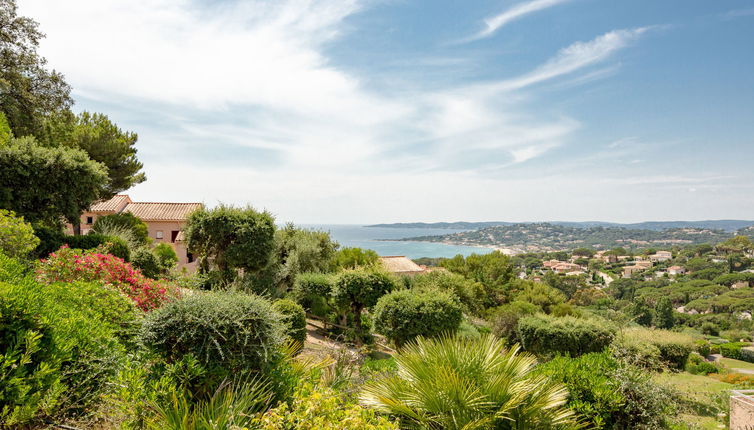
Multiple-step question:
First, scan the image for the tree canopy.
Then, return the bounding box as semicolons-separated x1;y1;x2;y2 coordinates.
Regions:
0;137;108;225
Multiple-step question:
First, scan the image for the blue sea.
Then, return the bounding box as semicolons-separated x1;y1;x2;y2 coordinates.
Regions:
301;224;494;259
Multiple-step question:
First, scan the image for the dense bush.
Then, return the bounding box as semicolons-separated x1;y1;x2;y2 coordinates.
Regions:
332;270;395;341
372;289;463;346
37;245;172;311
131;247;162;279
153;243;178;271
291;272;336;315
140;291;284;374
409;270;485;314
0;209;39;259
273;298;307;347
611;335;663;370
717;342;752;361
686;354;719;375
0;253;135;425
490;300;539;341
518;314;616;357
621;328;694;369
537;352;674;429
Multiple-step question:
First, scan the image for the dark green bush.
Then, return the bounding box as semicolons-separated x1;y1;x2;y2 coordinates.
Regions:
131;247;161;279
490;300;539;341
291;272;336;316
153;243;178;271
518;314;616;357
718;342;752;361
694;339;712;357
92;212;149;246
140;291;284;374
34;230;130;261
272;299;307;347
686;354;719;375
373;289;463;347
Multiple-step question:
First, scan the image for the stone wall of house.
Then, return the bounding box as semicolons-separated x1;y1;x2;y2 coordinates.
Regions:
731;392;754;430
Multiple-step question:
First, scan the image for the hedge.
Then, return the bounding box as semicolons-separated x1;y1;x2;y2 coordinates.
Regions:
373;289;463;347
517;314;616;357
272;299;307;347
620;328;694;369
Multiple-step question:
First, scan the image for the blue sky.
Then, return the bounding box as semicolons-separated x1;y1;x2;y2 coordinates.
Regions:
19;0;754;223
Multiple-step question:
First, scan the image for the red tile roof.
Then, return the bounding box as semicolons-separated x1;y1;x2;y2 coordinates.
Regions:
122;202;202;221
379;256;425;274
90;194;131;212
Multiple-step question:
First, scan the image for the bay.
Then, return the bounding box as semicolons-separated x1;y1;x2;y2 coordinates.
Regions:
300;224;494;259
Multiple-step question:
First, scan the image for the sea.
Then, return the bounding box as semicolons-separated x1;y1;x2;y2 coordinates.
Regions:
301;224;494;259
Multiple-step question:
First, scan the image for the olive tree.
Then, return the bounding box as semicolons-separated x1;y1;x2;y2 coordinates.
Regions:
332;269;395;344
185;205;276;286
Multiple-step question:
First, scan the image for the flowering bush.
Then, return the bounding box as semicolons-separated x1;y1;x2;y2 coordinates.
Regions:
37;245;174;311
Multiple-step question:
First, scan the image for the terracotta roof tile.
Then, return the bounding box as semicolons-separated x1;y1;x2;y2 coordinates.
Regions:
122;202;202;221
90;194;131;212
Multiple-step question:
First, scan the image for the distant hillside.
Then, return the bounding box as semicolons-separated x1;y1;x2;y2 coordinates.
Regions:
400;223;739;253
370;220;754;232
366;222;513;230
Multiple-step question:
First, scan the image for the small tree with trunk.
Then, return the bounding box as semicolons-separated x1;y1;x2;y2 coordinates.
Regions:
332;269;395;345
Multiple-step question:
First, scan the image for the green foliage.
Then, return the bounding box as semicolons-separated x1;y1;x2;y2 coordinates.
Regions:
409;270;485;314
153;243;178;271
0;112;11;144
440;251;516;305
654;297;675;329
716;235;753;254
572;247;596;257
620;328;694;369
332;269;395;341
513;279;566;312
257;382;398;429
372;289;463;347
627;298;654;326
0;0;72;138
140;291;284;375
250;224;338;295
0;209;39;259
290;272;337;317
611;335;663;370
360;334;578;429
537;352;674;429
185;205;276;285
148;377;273;430
272;299;307;347
0;137;108;225
518;314;616;357
0;253;135;425
490;300;540;341
686;354;719;375
92;212;149;246
333;247;379;270
716;342;753;361
132;247;162;279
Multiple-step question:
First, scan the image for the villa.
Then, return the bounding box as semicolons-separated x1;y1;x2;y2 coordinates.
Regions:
66;194;203;270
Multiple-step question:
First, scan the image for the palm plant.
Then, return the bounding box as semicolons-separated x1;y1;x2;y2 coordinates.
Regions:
360;334;580;430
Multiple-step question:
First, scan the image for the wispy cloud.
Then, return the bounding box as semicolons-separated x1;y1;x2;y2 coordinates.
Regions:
462;0;570;43
485;27;650;92
721;7;754;20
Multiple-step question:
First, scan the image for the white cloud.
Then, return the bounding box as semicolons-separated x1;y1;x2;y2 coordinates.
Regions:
464;0;570;43
16;0;662;222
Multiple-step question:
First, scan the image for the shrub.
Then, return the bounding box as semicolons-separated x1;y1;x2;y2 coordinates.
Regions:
620;328;694;369
701;322;720;336
0;253;134;425
490;300;540;341
611;335;663;370
332;270;395;343
410;270;485;314
718;342;750;361
686;354;719;375
131;247;162;279
153;243;178;271
140;291;284;374
0;209;39;259
695;339;712;357
272;299;307;347
291;272;336;316
372;289;463;347
537;352;674;429
37;245;173;311
256;383;398;429
360;334;578;428
518;314;616;357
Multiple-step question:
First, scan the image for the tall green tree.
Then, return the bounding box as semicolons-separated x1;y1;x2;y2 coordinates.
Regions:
0;137;107;225
441;251;516;305
654;297;674;329
185;205;276;285
39;111;145;195
0;0;72;137
332;269;395;344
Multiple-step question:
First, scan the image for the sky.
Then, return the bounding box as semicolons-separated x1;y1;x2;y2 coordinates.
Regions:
18;0;754;224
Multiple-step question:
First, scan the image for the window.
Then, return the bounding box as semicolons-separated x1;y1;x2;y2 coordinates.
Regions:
171;230;179;243
156;231;164;239
187;252;194;263
86;216;93;225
